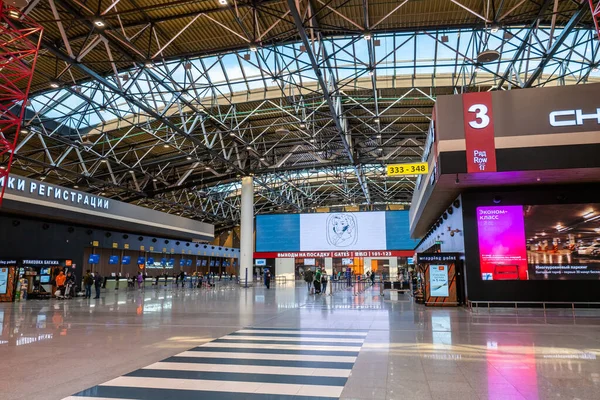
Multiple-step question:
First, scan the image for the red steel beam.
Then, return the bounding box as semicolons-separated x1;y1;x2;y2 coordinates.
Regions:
0;2;43;206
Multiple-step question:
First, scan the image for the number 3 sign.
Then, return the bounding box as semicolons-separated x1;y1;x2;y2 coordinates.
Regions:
462;92;497;173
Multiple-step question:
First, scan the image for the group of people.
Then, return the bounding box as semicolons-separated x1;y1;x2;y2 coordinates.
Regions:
53;269;102;299
304;268;329;294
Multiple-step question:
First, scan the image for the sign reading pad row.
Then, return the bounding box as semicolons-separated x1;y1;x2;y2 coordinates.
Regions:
386;162;429;176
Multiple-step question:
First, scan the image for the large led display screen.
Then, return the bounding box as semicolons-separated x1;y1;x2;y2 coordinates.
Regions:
477;204;600;280
256;211;417;252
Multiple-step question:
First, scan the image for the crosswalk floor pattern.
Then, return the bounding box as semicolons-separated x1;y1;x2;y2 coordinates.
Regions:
64;327;368;400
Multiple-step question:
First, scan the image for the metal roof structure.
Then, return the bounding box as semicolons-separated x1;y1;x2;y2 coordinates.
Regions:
4;0;600;232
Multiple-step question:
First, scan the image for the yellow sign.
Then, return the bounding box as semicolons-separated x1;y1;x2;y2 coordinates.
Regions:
92;241;99;247
140;245;145;251
149;246;154;252
162;248;167;253
124;244;129;249
112;243;118;249
387;162;428;176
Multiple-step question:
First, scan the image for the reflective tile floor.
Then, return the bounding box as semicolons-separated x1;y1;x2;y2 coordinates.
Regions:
1;282;600;400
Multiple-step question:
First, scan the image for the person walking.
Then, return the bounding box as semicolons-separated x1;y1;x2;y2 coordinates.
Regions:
66;271;76;298
314;268;322;294
93;272;102;299
55;270;66;297
304;269;314;293
137;272;144;289
370;270;375;285
83;270;93;298
321;268;328;295
265;270;271;289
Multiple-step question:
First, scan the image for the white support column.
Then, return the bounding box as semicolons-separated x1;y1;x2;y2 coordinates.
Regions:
240;176;254;284
324;258;333;277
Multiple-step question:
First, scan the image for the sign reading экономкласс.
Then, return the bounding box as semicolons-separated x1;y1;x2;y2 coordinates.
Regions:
0;174;110;211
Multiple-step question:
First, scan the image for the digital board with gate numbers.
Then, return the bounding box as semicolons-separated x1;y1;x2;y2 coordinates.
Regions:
386;162;429;176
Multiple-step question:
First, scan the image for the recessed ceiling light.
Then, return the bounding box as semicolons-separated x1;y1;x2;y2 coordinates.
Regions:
363;31;372;40
259;157;265;161
309;138;315;143
101;159;107;163
229;132;236;137
374;118;380;123
205;166;211;170
94;19;105;28
40;176;46;181
152;178;157;182
249;45;258;52
299;123;306;128
218;0;227;4
368;69;374;76
163;144;170;148
144;60;154;68
100;192;106;196
376;134;381;139
20;128;29;134
49;81;60;88
8;9;20;19
186;156;192;160
246;146;252;150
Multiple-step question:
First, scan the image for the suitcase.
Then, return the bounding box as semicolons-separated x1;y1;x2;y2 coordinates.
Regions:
314;281;321;293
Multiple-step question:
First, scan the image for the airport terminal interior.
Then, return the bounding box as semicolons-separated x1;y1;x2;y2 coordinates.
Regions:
1;0;600;399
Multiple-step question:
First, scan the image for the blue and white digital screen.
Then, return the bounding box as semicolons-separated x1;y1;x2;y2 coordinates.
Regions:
256;211;417;252
108;256;119;265
88;254;100;264
122;256;131;265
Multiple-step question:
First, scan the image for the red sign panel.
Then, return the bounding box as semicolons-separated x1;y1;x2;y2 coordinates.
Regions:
253;251;414;259
462;92;497;173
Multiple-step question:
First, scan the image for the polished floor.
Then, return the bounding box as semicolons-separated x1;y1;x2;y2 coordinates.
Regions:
1;281;600;400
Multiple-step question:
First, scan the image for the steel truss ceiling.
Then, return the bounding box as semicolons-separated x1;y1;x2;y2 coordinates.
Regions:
2;0;599;231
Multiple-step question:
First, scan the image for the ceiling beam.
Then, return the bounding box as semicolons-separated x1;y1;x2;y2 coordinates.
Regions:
287;0;371;203
524;1;588;87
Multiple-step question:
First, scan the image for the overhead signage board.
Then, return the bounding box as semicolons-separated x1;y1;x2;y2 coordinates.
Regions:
387;162;428;176
0;174;110;210
462;92;497;173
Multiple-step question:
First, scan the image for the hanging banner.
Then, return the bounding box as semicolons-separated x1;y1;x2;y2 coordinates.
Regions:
463;92;497;173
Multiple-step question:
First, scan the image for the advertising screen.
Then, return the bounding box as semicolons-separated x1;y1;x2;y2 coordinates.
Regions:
201;260;207;267
88;254;100;264
108;256;119;265
429;265;449;297
341;258;353;265
186;259;192;267
137;257;145;265
304;258;316;266
146;257;155;265
122;256;131;265
477;204;600;280
256;211;417;252
255;259;266;266
0;268;8;294
40;275;51;283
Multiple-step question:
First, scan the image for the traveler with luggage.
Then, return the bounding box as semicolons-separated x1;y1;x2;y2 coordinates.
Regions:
56;270;67;296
